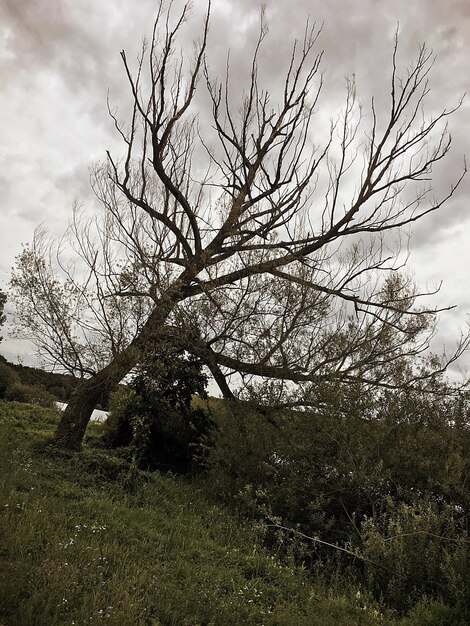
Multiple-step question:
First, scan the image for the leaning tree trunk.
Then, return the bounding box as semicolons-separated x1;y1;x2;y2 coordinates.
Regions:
53;344;140;449
52;279;194;449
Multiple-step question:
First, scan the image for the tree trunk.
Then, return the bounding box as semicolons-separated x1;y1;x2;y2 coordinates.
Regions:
52;282;190;449
53;344;139;449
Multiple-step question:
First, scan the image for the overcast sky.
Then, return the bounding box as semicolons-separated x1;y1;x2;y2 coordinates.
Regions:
1;0;469;376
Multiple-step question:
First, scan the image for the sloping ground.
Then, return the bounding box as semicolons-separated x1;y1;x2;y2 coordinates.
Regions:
0;401;426;625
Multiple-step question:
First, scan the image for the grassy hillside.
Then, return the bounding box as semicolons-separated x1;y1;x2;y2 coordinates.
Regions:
1;400;466;625
0;400;396;626
0;356;78;403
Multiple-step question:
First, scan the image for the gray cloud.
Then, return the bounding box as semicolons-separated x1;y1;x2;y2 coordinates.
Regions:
1;0;469;371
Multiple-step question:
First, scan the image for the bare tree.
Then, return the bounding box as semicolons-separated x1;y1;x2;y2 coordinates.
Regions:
11;217;153;377
11;2;468;448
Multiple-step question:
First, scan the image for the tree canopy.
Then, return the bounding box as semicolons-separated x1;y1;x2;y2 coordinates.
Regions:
10;2;468;448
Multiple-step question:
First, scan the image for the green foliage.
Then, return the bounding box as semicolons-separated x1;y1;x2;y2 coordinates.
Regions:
8;361;78;402
0;356;78;403
101;385;136;449
0;399;390;626
103;351;216;474
361;498;469;618
1;375;469;622
6;383;56;407
207;383;470;619
0;287;6;342
0;361;21;398
401;597;467;626
0;361;57;407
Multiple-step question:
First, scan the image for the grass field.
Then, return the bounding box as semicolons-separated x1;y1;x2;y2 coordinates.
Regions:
0;400;453;625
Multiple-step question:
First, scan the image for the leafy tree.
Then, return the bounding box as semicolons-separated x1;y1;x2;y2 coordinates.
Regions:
10;3;467;448
103;349;215;473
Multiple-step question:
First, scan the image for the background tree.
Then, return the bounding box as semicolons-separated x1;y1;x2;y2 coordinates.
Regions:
10;2;468;449
0;288;6;343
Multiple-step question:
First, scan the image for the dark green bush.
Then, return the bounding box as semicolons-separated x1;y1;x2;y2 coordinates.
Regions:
207;382;470;618
402;597;468;626
103;351;216;474
5;382;56;407
0;362;21;398
361;498;469;617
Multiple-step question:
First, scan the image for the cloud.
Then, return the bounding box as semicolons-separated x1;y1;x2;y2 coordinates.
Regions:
1;0;469;373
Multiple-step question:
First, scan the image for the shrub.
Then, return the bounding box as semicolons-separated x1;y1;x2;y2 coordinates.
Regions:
361;498;469;618
402;598;467;626
103;352;216;474
0;362;21;398
5;383;56;408
101;386;136;449
207;382;470;618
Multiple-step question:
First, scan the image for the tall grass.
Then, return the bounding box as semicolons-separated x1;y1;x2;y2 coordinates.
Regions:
0;400;390;625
